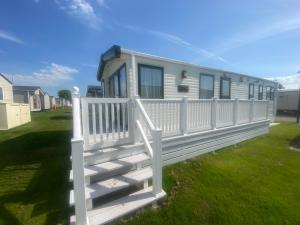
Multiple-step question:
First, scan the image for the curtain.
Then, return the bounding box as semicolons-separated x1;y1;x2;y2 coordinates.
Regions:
139;66;163;99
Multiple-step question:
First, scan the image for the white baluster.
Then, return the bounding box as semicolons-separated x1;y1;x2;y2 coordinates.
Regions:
180;97;188;134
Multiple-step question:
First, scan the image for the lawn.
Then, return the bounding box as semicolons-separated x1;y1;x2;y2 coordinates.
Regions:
0;110;300;225
0;109;72;225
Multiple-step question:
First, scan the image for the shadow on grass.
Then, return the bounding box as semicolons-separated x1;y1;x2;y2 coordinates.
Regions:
290;135;300;150
0;130;72;225
50;115;72;120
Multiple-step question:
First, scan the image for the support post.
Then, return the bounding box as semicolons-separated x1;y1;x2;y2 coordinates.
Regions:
131;54;138;96
211;97;217;129
152;129;163;195
73;87;82;139
266;100;269;120
250;98;254;122
180;97;188;134
233;98;238;126
71;86;88;225
133;95;141;143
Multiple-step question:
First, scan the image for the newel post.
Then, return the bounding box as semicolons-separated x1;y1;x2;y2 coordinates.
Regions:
250;98;255;122
152;129;163;195
180;97;188;135
211;97;217;129
132;95;141;143
71;86;89;225
73;86;82;139
233;98;239;126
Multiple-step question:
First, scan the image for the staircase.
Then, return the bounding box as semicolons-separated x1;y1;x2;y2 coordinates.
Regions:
70;88;166;225
70;144;166;225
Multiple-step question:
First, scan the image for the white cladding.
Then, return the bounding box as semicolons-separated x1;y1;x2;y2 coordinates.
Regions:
101;50;277;101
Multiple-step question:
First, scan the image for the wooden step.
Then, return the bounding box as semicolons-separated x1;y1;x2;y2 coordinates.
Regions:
84;143;145;166
70;187;166;225
69;153;150;182
69;167;153;207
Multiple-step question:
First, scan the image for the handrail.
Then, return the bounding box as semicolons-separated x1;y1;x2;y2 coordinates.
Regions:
135;98;156;131
134;97;163;195
136;120;153;158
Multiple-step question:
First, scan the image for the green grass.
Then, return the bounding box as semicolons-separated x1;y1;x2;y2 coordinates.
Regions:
1;111;300;225
0;109;72;225
116;123;300;225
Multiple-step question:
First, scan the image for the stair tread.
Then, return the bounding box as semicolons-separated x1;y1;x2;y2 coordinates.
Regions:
70;153;150;181
69;167;153;206
70;187;166;225
83;143;144;157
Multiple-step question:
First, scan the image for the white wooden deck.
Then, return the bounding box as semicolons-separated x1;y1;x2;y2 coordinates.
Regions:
70;91;275;225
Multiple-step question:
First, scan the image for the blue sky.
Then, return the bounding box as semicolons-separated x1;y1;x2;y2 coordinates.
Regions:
0;0;300;96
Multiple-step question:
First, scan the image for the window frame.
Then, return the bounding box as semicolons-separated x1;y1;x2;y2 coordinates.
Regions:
248;83;254;99
0;86;3;101
258;85;263;100
107;63;127;98
220;77;231;99
266;86;271;100
138;64;164;99
270;87;275;100
118;64;127;98
199;73;215;99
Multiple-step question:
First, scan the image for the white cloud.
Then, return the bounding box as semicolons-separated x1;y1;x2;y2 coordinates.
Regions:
55;0;103;29
0;29;24;44
267;74;300;89
11;63;79;87
219;16;300;52
96;0;109;9
121;23;229;64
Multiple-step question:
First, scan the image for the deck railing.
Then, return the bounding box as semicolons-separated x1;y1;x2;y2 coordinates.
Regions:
81;97;132;150
134;96;162;195
70;86;272;224
141;98;270;137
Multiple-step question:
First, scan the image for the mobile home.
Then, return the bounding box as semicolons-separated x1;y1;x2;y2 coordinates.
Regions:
0;73;31;130
277;89;299;113
99;45;277;118
69;45;278;225
13;86;48;111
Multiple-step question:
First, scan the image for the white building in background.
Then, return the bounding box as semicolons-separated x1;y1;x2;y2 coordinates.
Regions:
0;73;31;130
277;89;299;112
13;86;50;111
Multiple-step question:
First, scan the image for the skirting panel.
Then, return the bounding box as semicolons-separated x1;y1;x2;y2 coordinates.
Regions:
162;121;269;166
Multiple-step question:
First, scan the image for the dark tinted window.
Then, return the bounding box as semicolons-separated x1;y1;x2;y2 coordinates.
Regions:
199;74;214;99
220;77;231;99
138;65;163;99
249;83;254;99
0;87;3;100
258;85;263;100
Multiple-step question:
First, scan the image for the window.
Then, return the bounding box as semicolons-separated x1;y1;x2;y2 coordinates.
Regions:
249;83;254;99
270;87;275;100
0;87;3;101
258;85;263;100
109;76;114;97
108;64;127;98
138;64;164;99
119;66;127;98
220;77;231;99
266;86;275;100
199;74;214;99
